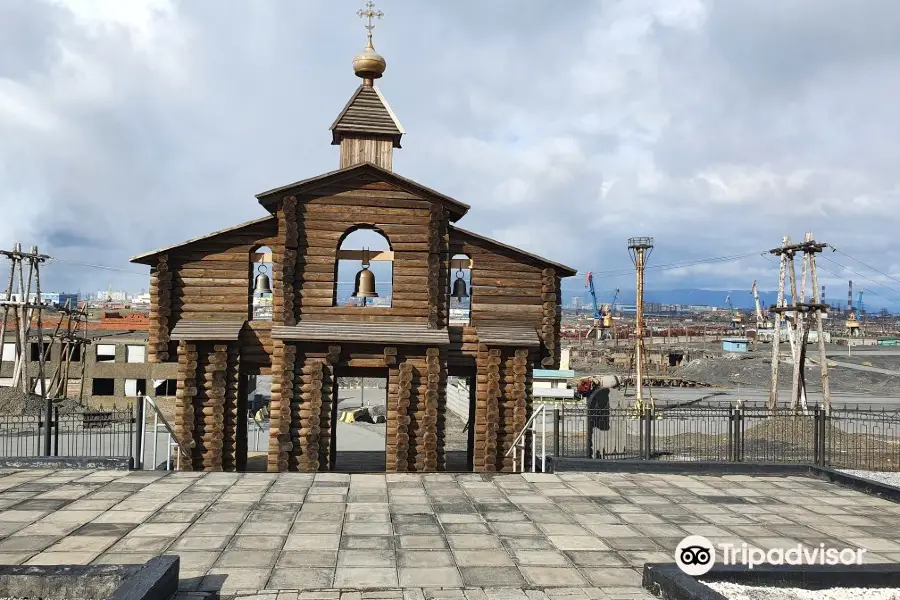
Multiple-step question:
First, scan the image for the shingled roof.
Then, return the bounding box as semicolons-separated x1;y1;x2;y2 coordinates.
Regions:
330;84;404;148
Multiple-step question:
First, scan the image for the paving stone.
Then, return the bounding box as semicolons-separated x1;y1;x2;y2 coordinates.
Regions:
453;549;514;566
93;511;155;524
337;549;395;567
203;568;270;593
228;535;287;551
340;535;394;550
342;522;393;536
170;534;232;551
107;535;172;553
334;567;399;588
398;550;454;568
448;535;503;550
291;521;343;535
284;533;341;550
444;523;490;534
579;568;641;587
563;551;627;567
399;567;463;588
518;567;587;587
547;536;609;551
459;567;525;587
277;550;339;567
510;550;570;566
267;567;334;589
398;535;448;549
26;550;98;565
215;549;279;568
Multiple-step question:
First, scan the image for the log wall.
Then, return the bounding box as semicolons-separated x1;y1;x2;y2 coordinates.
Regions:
167;218;278;323
148;255;172;362
472;344;534;473
294;173;443;325
339;135;394;170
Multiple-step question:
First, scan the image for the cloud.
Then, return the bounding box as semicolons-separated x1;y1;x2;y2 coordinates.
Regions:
1;0;900;308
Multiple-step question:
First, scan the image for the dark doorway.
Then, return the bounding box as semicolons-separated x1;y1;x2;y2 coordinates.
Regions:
332;370;387;473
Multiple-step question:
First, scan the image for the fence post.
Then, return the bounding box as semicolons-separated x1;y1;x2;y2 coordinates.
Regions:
53;407;59;457
585;407;592;459
643;408;653;459
134;398;145;470
553;409;560;458
735;406;744;462
813;407;821;465
817;408;827;467
43;398;53;457
727;407;734;461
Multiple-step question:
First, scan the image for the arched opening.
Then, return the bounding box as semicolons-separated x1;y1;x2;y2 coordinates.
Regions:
249;246;273;321
334;227;393;307
449;253;471;325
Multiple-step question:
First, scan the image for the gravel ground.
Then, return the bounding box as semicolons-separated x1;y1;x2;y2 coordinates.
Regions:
706;582;900;599
839;469;900;488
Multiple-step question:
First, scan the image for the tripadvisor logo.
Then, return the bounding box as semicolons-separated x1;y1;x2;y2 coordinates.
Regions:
675;535;716;576
675;535;867;575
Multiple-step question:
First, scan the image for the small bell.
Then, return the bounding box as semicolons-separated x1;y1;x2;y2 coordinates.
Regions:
451;269;469;300
353;266;378;298
253;265;272;295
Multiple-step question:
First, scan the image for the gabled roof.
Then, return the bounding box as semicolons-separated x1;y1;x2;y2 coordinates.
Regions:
330;84;404;148
129;215;276;265
255;162;470;221
450;224;578;277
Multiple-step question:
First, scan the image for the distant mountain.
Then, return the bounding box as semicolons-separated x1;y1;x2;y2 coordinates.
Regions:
565;288;894;311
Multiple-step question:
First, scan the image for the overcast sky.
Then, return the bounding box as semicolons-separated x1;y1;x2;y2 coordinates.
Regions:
2;0;900;308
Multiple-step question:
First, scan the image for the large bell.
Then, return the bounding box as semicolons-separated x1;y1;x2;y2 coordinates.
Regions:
451;272;469;300
352;266;378;298
253;265;272;295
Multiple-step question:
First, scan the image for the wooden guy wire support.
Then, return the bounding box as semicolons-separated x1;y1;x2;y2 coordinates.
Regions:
766;233;832;413
0;243;50;398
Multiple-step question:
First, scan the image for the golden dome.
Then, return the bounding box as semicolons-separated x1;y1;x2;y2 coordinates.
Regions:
353;34;386;80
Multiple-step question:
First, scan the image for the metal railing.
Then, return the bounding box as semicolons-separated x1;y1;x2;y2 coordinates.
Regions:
553;402;900;471
137;395;192;471
0;401;135;460
507;403;548;472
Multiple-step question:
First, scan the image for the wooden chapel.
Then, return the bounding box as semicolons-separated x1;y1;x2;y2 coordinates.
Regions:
130;11;576;473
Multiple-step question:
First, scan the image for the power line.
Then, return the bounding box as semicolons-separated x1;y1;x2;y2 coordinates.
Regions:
818;254;900;303
561;251;769;290
46;258;146;276
830;248;900;287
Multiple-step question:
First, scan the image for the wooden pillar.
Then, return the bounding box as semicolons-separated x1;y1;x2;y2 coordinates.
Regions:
318;347;339;471
274;196;298;327
540;268;561;368
196;343;227;471
417;347;442;471
222;344;240;471
149;255;172;363
387;362;412;472
473;344;501;472
436;348;448;471
174;340;198;471
236;373;249;472
293;356;323;472
428;205;448;329
267;340;292;472
499;348;529;472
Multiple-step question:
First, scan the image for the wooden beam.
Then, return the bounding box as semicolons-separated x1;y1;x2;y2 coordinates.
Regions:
450;259;473;269
251;252;273;263
336;250;394;262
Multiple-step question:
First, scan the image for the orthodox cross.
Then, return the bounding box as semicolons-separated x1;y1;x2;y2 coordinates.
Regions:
357;0;384;34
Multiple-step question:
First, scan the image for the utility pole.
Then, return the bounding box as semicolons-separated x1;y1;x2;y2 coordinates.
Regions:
0;244;51;397
628;236;653;411
768;234;830;412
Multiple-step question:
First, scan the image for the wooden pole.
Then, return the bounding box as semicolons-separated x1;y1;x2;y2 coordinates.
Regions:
33;247;47;403
809;238;831;414
768;237;788;410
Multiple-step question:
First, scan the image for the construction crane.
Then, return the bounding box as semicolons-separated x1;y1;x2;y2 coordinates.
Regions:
584;273;618;341
725;294;744;329
750;279;772;331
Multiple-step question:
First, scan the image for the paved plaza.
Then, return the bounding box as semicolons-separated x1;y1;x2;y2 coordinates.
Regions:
0;469;898;599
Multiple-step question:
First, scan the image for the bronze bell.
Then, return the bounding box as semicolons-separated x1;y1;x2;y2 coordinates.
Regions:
451;270;469;300
253;265;272;295
352;266;378;298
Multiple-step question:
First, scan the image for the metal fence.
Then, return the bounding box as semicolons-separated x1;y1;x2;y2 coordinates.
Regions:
552;403;900;472
0;403;135;460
